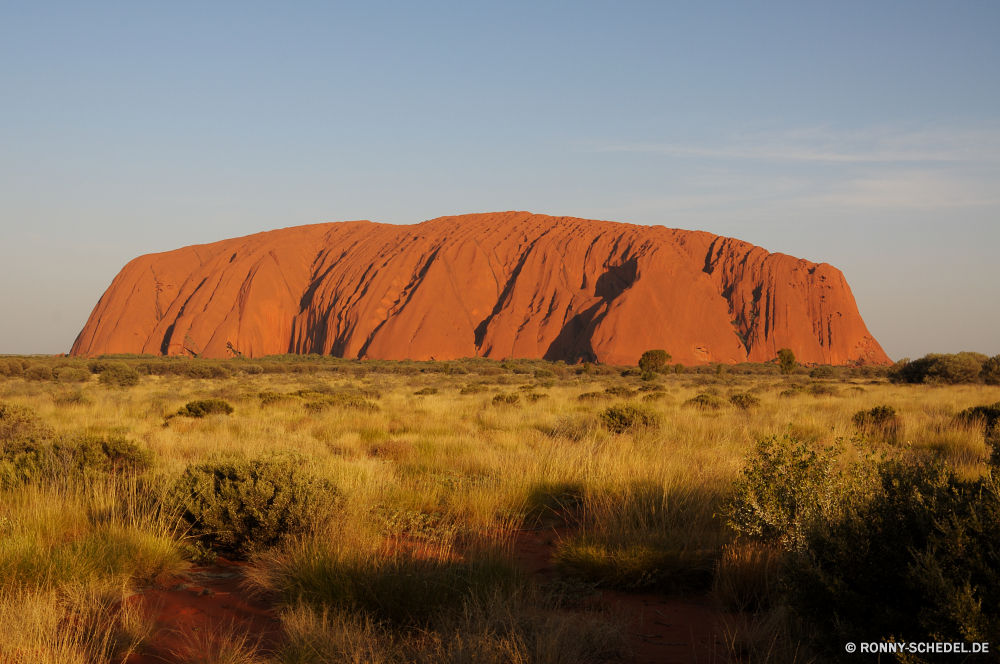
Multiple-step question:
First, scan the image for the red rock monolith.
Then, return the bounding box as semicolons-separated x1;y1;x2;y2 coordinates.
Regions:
71;212;890;366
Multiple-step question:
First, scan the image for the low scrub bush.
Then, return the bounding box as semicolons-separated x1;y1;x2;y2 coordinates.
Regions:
808;365;837;379
1;431;152;488
852;405;903;442
784;461;1000;657
170;456;336;556
729;392;760;410
0;359;28;377
684;393;725;410
0;402;52;446
54;366;90;383
599;404;660;433
722;435;847;547
97;363;140;388
459;384;487;395
492;392;519;406
24;365;53;382
172;399;235;418
413;387;438;396
955;402;1000;432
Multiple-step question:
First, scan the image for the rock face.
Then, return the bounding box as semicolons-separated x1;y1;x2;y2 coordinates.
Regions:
71;212;890;366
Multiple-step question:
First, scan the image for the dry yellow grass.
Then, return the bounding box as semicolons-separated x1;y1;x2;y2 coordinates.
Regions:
2;359;998;660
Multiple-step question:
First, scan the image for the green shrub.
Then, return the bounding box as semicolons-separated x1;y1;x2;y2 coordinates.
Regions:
778;348;797;375
184;363;232;380
852;405;903;442
783;461;1000;656
492;392;519;406
956;402;1000;434
413;387;438;396
173;399;235;418
98;362;140;387
1;427;151;487
524;392;549;403
638;350;671;374
983;355;1000;386
0;359;28;377
0;402;52;446
620;367;641;377
534;368;555;379
604;386;638;399
24;365;53;382
53;366;90;383
722;435;845;547
599;404;660;433
729;392;760;410
244;364;265;375
674;363;685;374
888;352;989;385
684;393;724;410
62;433;153;474
170;456;336;556
809;365;837;379
459;384;487;395
809;382;839;397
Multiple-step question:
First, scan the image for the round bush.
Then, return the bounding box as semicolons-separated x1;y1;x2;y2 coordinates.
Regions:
684;393;725;410
173;399;235;418
54;366;90;383
852;405;903;442
24;365;53;382
170;457;336;556
98;362;140;388
729;392;760;410
599;403;660;433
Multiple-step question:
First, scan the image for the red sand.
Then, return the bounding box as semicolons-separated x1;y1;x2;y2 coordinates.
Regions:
513;528;733;664
130;535;732;663
71;212;889;367
127;559;281;663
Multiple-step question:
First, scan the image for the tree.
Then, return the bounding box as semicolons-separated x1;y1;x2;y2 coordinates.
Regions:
638;350;672;374
778;348;797;375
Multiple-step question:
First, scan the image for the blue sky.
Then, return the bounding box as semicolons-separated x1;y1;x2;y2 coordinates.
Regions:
1;2;997;359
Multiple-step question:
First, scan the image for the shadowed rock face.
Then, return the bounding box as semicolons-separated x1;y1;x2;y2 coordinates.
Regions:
70;212;890;366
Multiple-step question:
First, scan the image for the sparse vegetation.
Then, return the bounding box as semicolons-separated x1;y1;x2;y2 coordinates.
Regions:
0;352;997;661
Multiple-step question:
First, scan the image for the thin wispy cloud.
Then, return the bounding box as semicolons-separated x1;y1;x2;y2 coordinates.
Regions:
585;125;1000;164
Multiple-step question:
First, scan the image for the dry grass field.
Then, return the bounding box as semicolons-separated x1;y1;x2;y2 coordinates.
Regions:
1;354;998;663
